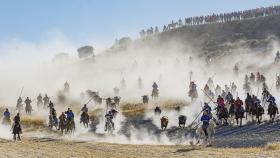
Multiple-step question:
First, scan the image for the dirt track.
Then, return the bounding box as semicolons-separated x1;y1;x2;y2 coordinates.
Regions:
0;138;279;158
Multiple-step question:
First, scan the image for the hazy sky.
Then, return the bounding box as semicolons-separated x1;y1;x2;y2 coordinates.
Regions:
0;0;279;48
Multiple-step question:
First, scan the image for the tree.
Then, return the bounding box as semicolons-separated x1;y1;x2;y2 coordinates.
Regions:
77;45;94;59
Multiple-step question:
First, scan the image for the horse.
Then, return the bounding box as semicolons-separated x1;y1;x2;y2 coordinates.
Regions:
113;96;121;106
65;119;75;135
235;108;245;126
142;95;149;104
25;105;32;115
217;107;229;126
268;104;279;123
109;109;118;118
151;88;159;100
188;90;198;102
12;123;22;141
160;116;168;130
251;105;264;124
245;98;253;120
178;115;187;128
58;119;67;135
104;118;114;134
2;116;11;125
16;104;23;112
196;120;216;146
48;115;58;130
154;106;162;115
80;112;90;128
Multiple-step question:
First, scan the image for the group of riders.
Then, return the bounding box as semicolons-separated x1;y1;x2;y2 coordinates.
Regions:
140;5;280;37
190;71;280;139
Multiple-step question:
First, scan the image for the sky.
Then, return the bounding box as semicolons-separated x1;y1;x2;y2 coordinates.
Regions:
0;0;279;49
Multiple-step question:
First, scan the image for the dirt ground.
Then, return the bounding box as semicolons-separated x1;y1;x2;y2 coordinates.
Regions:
0;138;279;158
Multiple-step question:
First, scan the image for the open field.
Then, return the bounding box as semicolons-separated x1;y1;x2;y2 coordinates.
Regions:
0;138;280;158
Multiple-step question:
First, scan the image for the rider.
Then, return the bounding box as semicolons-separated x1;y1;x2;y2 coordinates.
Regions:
66;109;74;123
81;104;89;122
25;97;32;111
13;113;22;133
224;85;230;93
231;82;237;92
234;97;244;113
249;73;255;82
16;97;23;109
202;103;212;115
267;94;279;114
138;77;143;89
58;112;66;130
225;92;233;104
43;94;49;108
3;108;10;120
48;101;54;114
216;95;225;111
215;85;222;96
201;111;211;137
50;107;58;124
262;87;270;102
105;111;115;130
37;93;43;106
152;82;158;90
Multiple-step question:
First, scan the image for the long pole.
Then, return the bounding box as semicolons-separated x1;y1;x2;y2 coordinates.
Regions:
19;87;24;98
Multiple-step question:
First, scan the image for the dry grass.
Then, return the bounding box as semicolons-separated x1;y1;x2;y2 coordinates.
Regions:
264;143;280;151
21;115;45;128
121;103;146;117
159;99;188;110
0;139;280;158
89;108;103;122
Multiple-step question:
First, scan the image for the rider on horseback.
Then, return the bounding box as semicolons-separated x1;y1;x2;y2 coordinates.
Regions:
201;111;211;137
66;108;74;123
48;101;54;114
216;95;225;112
50;107;58;125
4;109;10;119
105;111;115;131
202;103;212;115
262;87;270;102
267;94;279;114
249;73;255;83
80;104;89;123
234;97;244;113
13;113;22;140
16;97;23;111
58;112;66;130
225;92;233;104
215;85;222;96
37;93;43;107
152;82;158;89
43;94;50;108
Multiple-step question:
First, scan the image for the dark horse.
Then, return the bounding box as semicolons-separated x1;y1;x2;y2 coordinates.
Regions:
160;116;168;130
235;108;245;127
80;112;90;128
268;104;279;123
178;115;187;128
151;88;159;100
12;123;22;141
251;105;264;124
154;106;162;115
217;107;229;126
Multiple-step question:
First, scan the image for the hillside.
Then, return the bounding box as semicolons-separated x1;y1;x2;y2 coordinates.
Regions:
136;14;280;56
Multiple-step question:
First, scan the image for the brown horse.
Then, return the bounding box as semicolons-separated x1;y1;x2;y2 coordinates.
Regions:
160;116;168;130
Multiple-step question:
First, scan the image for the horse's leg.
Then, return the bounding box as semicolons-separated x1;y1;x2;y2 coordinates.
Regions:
240;118;242;126
13;134;16;141
18;134;21;140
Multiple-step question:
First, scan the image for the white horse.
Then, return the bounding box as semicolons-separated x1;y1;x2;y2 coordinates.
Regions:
195;120;216;146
